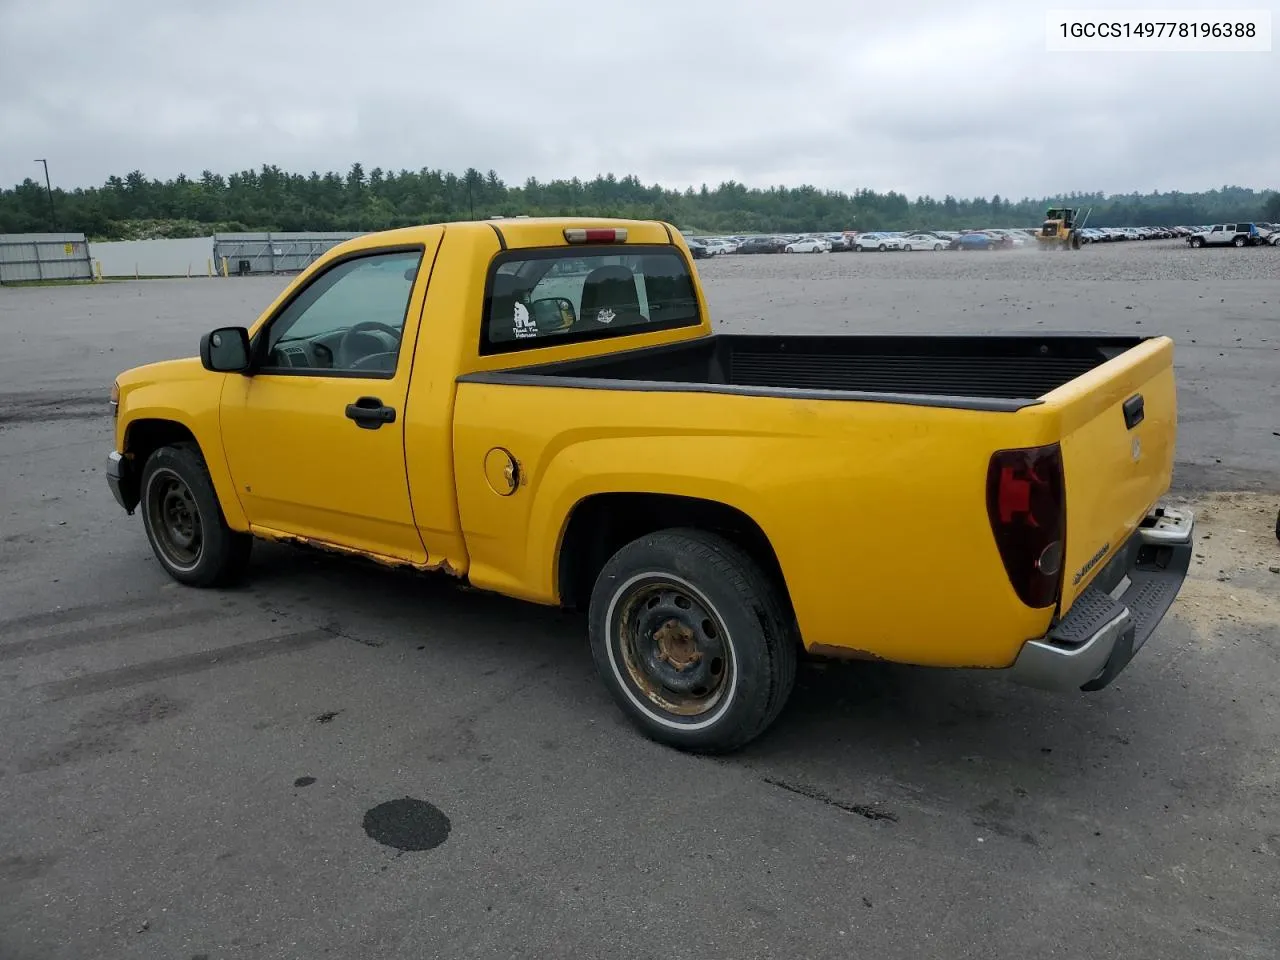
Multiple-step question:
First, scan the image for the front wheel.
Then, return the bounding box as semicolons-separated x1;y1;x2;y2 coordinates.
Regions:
588;529;798;754
139;443;252;587
1191;237;1203;248
904;244;913;251
878;243;887;252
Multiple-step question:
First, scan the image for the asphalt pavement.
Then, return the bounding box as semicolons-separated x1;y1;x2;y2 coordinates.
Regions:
1;240;1277;959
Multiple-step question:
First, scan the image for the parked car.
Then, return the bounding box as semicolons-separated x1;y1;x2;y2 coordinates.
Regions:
853;232;904;252
784;237;831;253
1186;223;1264;248
736;236;787;254
686;238;711;259
953;232;1009;251
902;233;947;251
105;216;1194;753
704;239;737;255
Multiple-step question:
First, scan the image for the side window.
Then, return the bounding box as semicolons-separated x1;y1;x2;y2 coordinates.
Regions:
261;249;423;375
1211;225;1222;233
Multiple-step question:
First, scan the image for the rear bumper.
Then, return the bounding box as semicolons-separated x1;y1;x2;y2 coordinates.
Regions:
1006;504;1194;692
106;450;140;514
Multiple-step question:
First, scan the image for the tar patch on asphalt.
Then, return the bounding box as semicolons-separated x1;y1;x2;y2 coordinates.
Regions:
362;798;451;851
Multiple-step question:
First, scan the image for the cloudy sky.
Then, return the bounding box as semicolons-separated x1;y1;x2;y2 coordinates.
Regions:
1;0;1276;199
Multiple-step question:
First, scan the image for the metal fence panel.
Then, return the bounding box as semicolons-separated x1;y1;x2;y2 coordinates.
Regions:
212;232;363;275
0;233;93;283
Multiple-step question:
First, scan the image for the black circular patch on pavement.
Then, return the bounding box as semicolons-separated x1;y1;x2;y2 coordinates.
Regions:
362;798;451;851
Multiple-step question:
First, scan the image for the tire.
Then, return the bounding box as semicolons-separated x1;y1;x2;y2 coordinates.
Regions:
878;243;887;252
1232;236;1245;247
934;243;943;250
588;528;798;754
139;442;252;587
1191;237;1203;248
904;244;913;252
855;245;865;252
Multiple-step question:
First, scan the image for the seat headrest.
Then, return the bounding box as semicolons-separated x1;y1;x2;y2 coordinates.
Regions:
579;265;640;326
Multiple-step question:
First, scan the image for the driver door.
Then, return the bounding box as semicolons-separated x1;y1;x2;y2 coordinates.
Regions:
219;237;441;563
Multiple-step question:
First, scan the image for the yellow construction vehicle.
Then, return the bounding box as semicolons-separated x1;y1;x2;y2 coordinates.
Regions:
1037;207;1090;250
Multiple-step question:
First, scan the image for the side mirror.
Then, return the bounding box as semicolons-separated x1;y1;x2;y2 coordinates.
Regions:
530;297;577;332
200;326;252;373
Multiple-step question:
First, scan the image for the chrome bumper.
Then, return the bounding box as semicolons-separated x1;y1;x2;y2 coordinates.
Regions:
106;450;139;515
1007;505;1195;692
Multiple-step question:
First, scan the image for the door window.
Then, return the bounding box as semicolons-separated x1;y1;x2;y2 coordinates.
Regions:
260;249;423;375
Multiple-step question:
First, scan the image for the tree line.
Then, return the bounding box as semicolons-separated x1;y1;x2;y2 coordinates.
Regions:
2;163;1277;239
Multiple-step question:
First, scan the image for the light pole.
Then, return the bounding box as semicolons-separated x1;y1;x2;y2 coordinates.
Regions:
34;159;57;230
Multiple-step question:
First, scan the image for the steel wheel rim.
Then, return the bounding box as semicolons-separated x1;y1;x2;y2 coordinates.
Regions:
145;468;203;571
608;574;736;727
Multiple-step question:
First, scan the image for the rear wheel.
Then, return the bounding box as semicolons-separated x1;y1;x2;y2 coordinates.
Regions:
1232;236;1246;247
140;443;251;587
588;529;797;754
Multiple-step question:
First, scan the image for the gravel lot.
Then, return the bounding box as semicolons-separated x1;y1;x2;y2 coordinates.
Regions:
1;239;1277;960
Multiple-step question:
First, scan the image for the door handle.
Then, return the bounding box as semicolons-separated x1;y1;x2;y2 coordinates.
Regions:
1122;393;1144;430
345;396;396;430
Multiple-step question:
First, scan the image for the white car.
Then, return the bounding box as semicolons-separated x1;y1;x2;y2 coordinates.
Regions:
853;233;904;252
784;238;831;253
1186;224;1258;248
902;233;947;251
703;239;736;255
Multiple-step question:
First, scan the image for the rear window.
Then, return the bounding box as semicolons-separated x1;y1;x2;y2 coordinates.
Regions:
481;245;700;355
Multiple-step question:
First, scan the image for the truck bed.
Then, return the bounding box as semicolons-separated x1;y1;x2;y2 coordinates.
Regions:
462;334;1149;412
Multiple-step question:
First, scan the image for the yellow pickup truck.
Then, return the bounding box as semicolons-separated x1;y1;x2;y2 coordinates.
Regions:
106;217;1195;752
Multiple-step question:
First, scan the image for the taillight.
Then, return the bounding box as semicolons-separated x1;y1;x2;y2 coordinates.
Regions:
986;443;1065;609
564;228;627;244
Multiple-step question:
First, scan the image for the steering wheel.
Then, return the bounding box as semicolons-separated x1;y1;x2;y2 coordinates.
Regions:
337;320;401;370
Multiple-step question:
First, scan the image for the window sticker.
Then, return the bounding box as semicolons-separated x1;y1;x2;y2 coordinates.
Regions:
596;307;616;325
513;301;539;339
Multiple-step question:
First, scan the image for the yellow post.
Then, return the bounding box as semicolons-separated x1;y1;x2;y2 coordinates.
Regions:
221;256;229;278
94;260;103;282
207;258;213;277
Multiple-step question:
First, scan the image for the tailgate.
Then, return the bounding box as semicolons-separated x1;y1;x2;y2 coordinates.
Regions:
1046;337;1178;612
